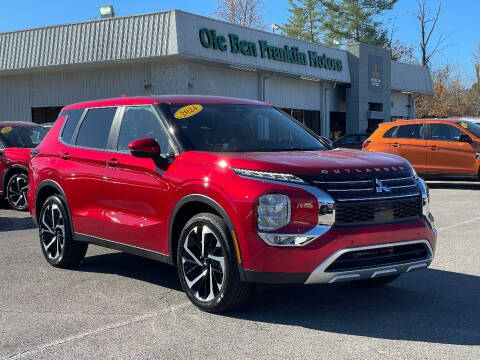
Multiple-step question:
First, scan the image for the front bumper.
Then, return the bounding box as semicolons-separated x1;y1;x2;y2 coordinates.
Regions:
244;238;434;284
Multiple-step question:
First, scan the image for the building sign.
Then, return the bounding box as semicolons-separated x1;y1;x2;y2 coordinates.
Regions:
199;28;343;72
368;55;383;90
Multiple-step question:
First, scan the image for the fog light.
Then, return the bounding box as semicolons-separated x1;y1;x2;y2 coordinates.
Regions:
258;233;317;246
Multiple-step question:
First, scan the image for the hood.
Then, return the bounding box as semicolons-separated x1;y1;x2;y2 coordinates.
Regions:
197;149;411;176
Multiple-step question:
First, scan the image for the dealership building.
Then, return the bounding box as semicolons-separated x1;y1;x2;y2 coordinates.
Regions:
0;9;433;138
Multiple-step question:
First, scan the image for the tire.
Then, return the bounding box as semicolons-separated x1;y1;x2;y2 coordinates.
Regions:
177;213;254;313
38;195;88;268
6;172;29;211
351;274;400;287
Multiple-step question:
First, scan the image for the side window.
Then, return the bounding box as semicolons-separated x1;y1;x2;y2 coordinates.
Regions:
117;106;173;155
342;135;358;144
60;109;84;144
395;124;424;139
75;107;116;149
430;124;464;141
383;126;397;138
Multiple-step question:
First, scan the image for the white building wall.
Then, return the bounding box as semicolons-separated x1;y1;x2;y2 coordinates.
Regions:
390;91;411;119
0;63;151;122
328;85;347;113
0;75;31;121
265;76;321;110
185;63;259;99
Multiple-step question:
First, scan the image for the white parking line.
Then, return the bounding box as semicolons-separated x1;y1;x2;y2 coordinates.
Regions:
5;301;191;360
437;217;480;232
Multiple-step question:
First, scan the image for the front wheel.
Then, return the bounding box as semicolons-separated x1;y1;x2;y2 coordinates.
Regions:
6;172;29;211
38;195;88;268
177;213;254;313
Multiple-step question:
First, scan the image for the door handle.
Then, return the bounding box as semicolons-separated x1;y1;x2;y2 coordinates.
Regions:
428;146;438;151
392;143;399;148
107;158;119;167
60;152;71;160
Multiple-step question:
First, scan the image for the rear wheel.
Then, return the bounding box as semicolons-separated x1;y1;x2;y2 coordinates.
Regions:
6;172;28;211
177;213;254;313
39;195;88;268
352;274;400;287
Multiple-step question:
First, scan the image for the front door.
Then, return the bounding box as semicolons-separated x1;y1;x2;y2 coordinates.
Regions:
102;105;175;254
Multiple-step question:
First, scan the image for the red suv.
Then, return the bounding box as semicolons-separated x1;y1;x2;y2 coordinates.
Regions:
28;96;437;312
0;122;47;210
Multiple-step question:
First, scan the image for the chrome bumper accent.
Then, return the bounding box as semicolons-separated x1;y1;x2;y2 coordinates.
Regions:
305;239;433;284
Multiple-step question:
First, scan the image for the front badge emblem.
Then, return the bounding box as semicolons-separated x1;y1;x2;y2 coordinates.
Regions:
375;178;391;193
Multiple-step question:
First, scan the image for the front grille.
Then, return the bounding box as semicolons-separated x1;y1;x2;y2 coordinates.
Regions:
325;243;430;272
335;196;422;226
300;171;419;201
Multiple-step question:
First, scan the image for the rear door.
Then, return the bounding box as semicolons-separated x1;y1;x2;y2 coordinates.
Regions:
102;105;175;254
390;123;427;172
425;123;476;174
62;107;118;239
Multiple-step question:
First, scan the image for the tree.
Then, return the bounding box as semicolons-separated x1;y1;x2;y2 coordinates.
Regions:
213;0;266;29
282;0;324;43
413;0;447;67
474;44;480;89
320;0;398;47
416;64;477;118
390;40;417;64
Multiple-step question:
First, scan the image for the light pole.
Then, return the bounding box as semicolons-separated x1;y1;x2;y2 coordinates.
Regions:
271;24;280;33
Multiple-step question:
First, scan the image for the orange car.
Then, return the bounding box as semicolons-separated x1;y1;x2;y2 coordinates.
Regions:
363;119;480;178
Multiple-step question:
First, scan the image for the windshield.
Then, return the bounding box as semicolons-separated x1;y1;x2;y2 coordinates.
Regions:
462;121;480;138
163;104;326;152
0;124;48;148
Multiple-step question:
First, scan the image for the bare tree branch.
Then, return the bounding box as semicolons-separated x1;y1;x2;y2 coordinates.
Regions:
213;0;267;29
414;0;448;67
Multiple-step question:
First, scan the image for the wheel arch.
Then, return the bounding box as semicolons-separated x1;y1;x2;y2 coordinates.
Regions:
35;180;75;233
3;164;28;191
168;194;244;279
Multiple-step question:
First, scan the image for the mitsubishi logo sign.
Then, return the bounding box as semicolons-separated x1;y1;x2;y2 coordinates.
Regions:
375;178;391;193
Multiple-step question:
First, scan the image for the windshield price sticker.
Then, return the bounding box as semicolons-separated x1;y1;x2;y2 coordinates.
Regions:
1;126;12;134
174;104;203;119
460;122;468;129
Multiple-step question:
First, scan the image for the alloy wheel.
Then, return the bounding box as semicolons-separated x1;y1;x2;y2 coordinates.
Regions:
181;224;225;302
7;174;28;210
40;203;65;261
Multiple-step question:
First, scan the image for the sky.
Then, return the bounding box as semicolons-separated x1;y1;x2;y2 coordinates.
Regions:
0;0;478;84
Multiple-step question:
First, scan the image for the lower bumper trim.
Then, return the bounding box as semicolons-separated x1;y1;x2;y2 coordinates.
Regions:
243;270;309;284
305;239;433;284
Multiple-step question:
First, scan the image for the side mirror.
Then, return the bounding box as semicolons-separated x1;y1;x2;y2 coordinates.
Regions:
459;134;472;143
319;136;333;149
128;137;160;158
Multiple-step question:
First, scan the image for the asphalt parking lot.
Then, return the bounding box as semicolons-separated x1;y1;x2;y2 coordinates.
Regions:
1;182;479;359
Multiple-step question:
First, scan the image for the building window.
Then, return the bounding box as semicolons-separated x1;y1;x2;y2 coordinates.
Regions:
330;112;346;139
32;107;63;124
280;108;321;135
368;102;383;112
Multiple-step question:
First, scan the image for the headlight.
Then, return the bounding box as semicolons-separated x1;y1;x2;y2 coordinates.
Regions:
417;177;435;228
232;168;306;184
257;194;291;231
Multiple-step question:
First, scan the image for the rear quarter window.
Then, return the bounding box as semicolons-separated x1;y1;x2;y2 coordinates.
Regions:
59;109;84;144
382;126;397;138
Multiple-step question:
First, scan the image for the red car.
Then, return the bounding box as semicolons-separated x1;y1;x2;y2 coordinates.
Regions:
28;96;437;312
0;122;47;210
